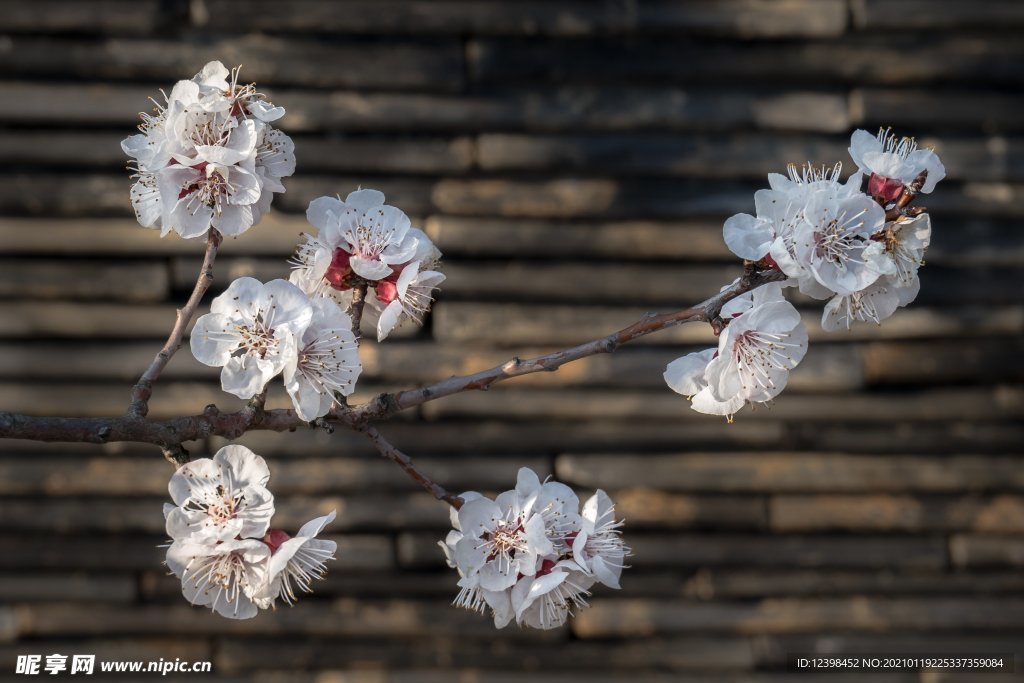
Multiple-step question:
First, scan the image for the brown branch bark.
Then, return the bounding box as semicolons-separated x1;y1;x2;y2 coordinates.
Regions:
347;265;788;423
127;229;222;418
349;283;368;340
356;423;462;508
884;169;929;221
0;264;785;458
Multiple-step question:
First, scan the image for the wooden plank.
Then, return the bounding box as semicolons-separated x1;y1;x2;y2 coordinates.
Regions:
0;173;432;219
0;380;397;420
421;387;1024;422
476;133;1024;182
431;178;756;218
425;215;1024;266
0;82;850;133
280;86;850;134
757;633;1024;667
0;132;474;174
390;261;742;305
362;342;863;392
0;260;168;302
433;303;1024;346
614;490;767;529
949;535;1024;568
471;36;1024;87
220;415;786;455
0;0;162;32
852;0;1024;30
294;135;474;174
0;574;135;602
0;35;465;91
0;454;550;496
692;570;1024;598
793;421;1024;455
203;0;847;38
771;495;1024;533
0;640;211;668
426;216;729;260
0;342;210;381
0;302;190;338
441;262;1022;307
13;601;561;639
477;133;849;177
572;597;1024;637
863;339;1024;384
0;536;163;570
0;534;391;571
215;635;755;673
433;178;1024;219
0;217;307;256
854;88;1024;131
556;453;1024;493
399;532;947;570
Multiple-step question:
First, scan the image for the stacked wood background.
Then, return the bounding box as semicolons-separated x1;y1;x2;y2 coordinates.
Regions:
1;1;1023;681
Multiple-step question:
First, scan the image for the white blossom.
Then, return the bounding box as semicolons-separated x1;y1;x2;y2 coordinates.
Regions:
253;511;338;609
295;190;421;288
123;60;294;239
862;213;931;289
821;278;904;331
371;259;446;341
724;164;862;263
283;297;362;421
190;277;312;399
453;485;554;592
776;190;886;297
664;284;807;420
510;561;594;630
849;128;945;200
570;490;629;590
442;469;628;630
166;537;270;620
164;444;274;543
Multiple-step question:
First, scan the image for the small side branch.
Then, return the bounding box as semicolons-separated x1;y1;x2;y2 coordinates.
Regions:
356;424;462;508
349;283;368;341
885;170;929;221
128;229;223;418
349;266;788;422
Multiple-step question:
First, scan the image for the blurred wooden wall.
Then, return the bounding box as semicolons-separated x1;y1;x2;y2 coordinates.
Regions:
0;1;1023;681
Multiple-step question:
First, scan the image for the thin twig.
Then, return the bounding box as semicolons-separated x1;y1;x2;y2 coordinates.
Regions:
357;423;462;508
347;266;788;423
884;170;929;221
128;229;223;418
349;283;368;341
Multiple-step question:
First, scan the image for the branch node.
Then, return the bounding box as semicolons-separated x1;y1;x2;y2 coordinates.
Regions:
161;444;190;468
96;425;112;443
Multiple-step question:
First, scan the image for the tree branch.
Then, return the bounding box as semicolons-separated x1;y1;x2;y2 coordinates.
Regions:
884;169;929;221
356;423;462;508
347;265;788;423
127;229;223;418
0;265;786;457
349;283;368;340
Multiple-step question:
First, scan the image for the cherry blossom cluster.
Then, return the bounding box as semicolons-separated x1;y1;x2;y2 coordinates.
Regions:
439;468;629;630
122;61;295;238
190;277;363;421
289;189;446;341
665;128;944;420
163;445;336;619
